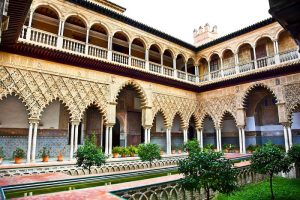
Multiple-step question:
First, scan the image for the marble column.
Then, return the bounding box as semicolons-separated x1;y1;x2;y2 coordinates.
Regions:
31;121;39;162
26;122;33;163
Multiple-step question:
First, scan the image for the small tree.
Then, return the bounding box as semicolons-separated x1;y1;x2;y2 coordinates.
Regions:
75;134;106;174
178;150;237;200
138;143;161;167
250;142;291;200
288;144;300;178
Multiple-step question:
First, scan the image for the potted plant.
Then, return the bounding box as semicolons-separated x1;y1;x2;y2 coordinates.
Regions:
0;147;5;164
13;147;25;164
128;145;138;157
172;145;177;154
120;147;129;158
246;144;255;153
56;145;66;161
204;143;214;151
177;146;182;154
38;147;51;162
229;144;235;153
223;144;230;153
112;146;121;158
160;149;164;155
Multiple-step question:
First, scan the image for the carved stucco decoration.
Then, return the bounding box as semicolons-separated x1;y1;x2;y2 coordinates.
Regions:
196;94;237;129
152;93;198;128
283;82;300;119
0;66;109;122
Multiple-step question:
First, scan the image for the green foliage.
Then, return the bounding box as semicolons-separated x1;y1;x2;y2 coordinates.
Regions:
13;147;26;159
112;146;122;154
250;142;291;200
38;147;51;158
138;143;161;165
183;139;200;152
0;146;5;158
120;147;129;156
223;144;235;151
75;134;106;174
178;150;238;200
288;144;300;166
246;144;255;152
128;145;138;155
204;143;214;150
215;177;300;200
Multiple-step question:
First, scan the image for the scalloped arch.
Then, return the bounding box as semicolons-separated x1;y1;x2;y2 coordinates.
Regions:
218;110;237;128
171;111;186;129
152;109;169;128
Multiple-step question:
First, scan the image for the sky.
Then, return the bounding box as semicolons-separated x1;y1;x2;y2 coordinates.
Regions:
110;0;271;44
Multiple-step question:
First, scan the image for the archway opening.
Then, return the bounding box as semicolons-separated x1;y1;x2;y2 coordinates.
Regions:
149;44;161;64
64;15;86;43
187;58;195;74
255;37;275;68
151;111;167;152
89;23;108;49
244;86;281;148
278;31;299;62
209;54;221;79
176;54;185;71
112;31;129;55
202;115;216;149
222;49;235;76
221;112;239;152
198;58;209;81
116;85;143;147
163;49;173;68
188;115;197;140
238;43;254;72
0;95;29;159
131;38;145;60
171;113;184;152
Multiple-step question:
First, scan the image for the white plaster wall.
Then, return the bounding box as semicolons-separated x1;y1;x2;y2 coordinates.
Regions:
171;116;181;132
155;113;165;132
245;116;256;131
0;96;28;128
222;119;237;132
203;118;214;133
40;101;60;129
292;112;300;129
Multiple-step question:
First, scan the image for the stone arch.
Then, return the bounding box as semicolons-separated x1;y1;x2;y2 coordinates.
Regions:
170;111;186;128
162;48;175;59
112;30;131;42
187;112;201;128
64;13;89;28
32;2;63;19
221;48;235;58
114;80;148;107
288;101;300;121
199;112;217;129
131;36;147;49
148;42;163;53
208;51;221;62
254;35;274;46
89;21;110;35
152;109;169;128
275;28;285;40
218;110;237;128
241;83;279;108
196;55;209;64
235;41;254;53
79;101;108;124
39;97;72;120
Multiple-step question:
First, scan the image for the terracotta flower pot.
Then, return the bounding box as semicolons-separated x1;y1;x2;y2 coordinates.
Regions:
160;150;164;155
177;150;182;154
113;153;119;158
57;155;63;161
15;157;22;164
130;153;135;157
121;154;126;158
0;157;3;164
224;149;229;153
172;150;176;154
42;156;49;162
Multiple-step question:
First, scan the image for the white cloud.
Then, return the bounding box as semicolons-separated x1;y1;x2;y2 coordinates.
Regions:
110;0;271;44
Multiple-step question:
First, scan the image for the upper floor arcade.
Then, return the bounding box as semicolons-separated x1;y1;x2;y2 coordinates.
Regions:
17;0;300;86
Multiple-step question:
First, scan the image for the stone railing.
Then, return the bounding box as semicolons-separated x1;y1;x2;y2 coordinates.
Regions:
19;26;300;85
0;156;185;178
113;166;266;200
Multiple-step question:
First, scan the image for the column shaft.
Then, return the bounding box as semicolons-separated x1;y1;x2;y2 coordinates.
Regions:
26;123;33;163
287;126;292;148
241;128;246;154
238;128;242;153
144;129;148;144
183;129;188;144
69;123;75;160
109;126;113;155
283;125;289;152
105;126;109;155
74;124;79;152
31;122;38;162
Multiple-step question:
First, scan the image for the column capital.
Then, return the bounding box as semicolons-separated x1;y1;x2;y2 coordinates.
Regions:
28;118;40;124
143;125;152;129
70;120;80;125
141;105;152;109
105;123;115;127
281;122;291;128
237;125;245;129
109;101;118;105
276;101;286;106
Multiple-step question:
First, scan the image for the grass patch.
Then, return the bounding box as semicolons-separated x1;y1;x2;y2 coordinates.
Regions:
214;177;300;200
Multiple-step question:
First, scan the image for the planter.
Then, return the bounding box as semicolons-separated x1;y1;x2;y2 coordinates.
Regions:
247;150;253;154
160;150;164;155
224;149;229;153
57;155;63;161
129;153;135;157
177;150;182;154
0;157;2;164
42;156;49;162
234;149;240;153
121;154;126;158
15;157;22;164
113;153;119;158
172;150;176;154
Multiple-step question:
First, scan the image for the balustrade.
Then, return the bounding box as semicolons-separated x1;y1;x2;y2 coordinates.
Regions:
210;70;222;80
112;51;129;65
163;66;174;77
88;44;108;59
131;57;146;69
177;71;186;80
149;62;162;73
223;66;236;77
257;56;275;68
63;38;86;54
239;61;255;73
279;49;299;63
187;74;196;82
